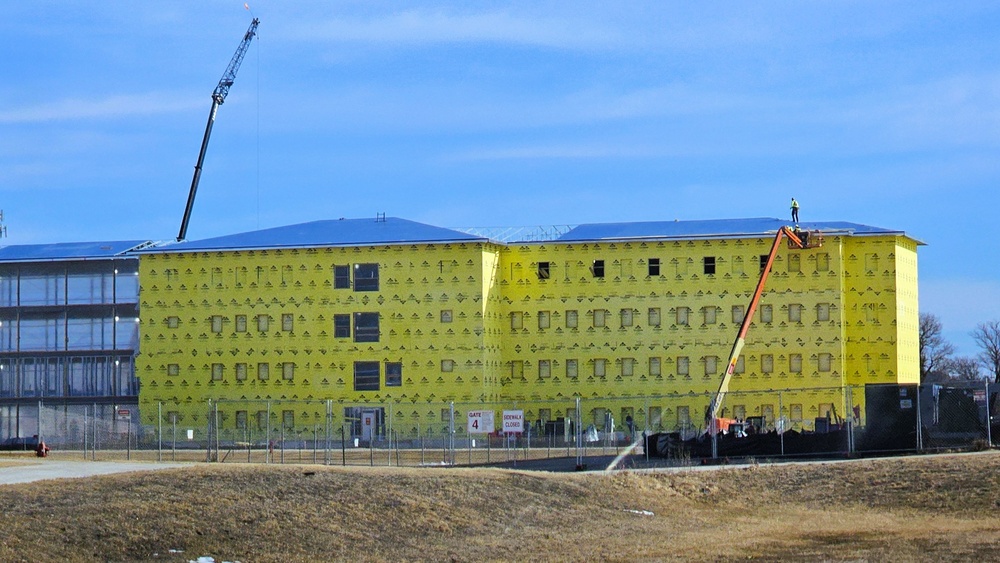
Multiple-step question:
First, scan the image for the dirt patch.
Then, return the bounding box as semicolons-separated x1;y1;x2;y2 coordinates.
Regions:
0;453;998;562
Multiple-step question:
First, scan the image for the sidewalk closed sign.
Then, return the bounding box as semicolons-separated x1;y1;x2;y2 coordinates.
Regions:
502;410;524;433
466;410;495;434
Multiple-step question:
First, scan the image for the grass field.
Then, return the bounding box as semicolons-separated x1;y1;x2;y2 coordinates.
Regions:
0;452;998;562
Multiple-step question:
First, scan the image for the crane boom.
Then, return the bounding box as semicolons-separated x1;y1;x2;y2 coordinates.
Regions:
706;226;813;425
177;18;260;242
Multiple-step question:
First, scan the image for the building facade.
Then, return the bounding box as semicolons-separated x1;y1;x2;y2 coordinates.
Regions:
0;241;149;439
135;216;920;440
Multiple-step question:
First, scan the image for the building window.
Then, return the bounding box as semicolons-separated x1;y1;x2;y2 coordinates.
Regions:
818;353;832;372
282;314;294;332
593;359;606;377
593;309;607;328
790;404;803;421
537;262;550;280
620;309;633;327
677;406;691;427
566;359;578;378
817;253;830;272
440;310;453;323
565;310;578;328
236;410;247;430
761;354;773;374
236;363;247;381
788;254;801;273
211;315;223;334
538;360;551;378
167;364;179;376
677;356;689;376
704;356;718;376
385;362;402;386
759;254;769;272
282;362;294;381
702;307;717;325
760;304;773;324
818;403;835;419
649;357;661;376
166;316;179;329
733;405;747;420
703;256;716;275
353;361;380;391
235;315;247;332
676;307;690;326
511;360;524;378
817;303;831;322
353;263;379;292
353;312;380;342
256;314;269;332
735;356;745;374
257;362;269;380
441;359;454;373
648;258;660;277
282;410;294;430
648;307;661;327
790;354;803;374
211;363;223;381
621;358;634;377
732;305;745;324
334;265;351;289
257;410;268;431
333;314;350;338
510;311;523;330
591;259;605;278
538;310;551;330
788;304;802;323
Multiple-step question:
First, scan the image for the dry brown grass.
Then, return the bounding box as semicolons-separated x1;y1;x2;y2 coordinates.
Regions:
1;452;999;562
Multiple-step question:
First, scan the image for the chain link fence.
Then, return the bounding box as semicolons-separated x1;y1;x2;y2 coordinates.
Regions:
2;382;996;466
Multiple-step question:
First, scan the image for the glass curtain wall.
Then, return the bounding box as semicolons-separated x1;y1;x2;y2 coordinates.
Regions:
0;259;139;400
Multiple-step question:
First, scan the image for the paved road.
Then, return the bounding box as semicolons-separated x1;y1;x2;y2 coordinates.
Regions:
0;458;191;486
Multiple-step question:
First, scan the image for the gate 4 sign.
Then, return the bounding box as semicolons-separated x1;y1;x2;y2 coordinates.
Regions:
467;410;495;434
502;410;524;433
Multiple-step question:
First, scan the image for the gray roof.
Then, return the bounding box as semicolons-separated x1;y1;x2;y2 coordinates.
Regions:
146;217;487;253
556;218;909;242
0;240;150;263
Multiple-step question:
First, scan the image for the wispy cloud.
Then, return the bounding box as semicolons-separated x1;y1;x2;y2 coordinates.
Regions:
290;9;622;50
0;93;202;124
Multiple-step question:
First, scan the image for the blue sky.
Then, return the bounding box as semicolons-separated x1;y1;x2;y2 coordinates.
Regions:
2;1;999;357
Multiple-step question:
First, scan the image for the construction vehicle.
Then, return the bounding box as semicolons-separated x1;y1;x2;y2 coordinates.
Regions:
705;225;823;437
177;18;260;242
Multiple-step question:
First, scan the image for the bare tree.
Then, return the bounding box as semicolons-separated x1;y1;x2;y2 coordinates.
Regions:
946;357;982;381
919;313;954;383
972;320;1000;383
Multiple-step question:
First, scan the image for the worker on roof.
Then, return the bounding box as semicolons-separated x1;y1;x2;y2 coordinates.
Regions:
790;198;800;224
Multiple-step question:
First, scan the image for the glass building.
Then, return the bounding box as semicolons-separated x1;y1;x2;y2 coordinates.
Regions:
0;240;151;439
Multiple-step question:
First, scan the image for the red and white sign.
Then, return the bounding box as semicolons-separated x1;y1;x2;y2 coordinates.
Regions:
467;410;495;434
502;410;524;433
117;409;131;420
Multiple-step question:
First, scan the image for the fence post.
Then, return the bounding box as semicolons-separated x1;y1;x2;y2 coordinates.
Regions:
575;397;583;469
449;401;456;465
157;402;162;462
266;401;271;464
37;400;42;444
779;391;785;456
915;384;923;452
986;380;992;447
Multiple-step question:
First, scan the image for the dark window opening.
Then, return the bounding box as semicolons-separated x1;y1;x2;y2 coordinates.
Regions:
648;258;660;277
537;262;550;280
759;255;769;272
334;265;351;289
703;256;716;275
353;312;380;342
353;263;379;292
385;362;402;386
591;260;605;278
334;314;350;338
353;361;380;391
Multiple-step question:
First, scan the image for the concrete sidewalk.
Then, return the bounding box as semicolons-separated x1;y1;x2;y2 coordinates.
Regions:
0;458;192;486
